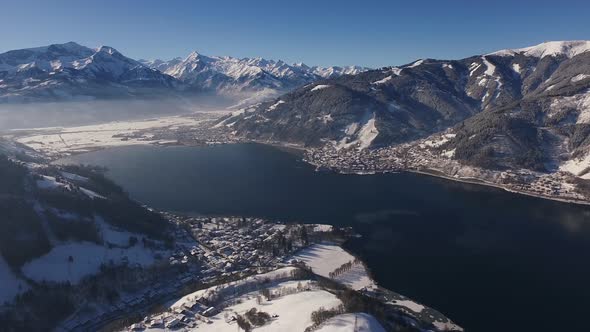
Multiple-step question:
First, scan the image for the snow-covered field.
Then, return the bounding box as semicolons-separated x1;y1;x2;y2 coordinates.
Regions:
22;242;157;284
316;313;385;332
10;113;222;158
195;284;341;332
21;217;170;284
291;243;376;290
0;256;28;305
142;271;353;332
170;267;297;309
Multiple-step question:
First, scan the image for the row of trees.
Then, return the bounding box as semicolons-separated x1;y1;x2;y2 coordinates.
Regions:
328;258;361;279
308;305;345;329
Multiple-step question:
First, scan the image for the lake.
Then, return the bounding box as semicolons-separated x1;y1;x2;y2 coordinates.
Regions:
59;143;590;332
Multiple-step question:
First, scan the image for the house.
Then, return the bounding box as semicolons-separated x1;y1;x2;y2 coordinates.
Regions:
146;318;163;328
165;317;182;329
202;306;218;317
129;323;145;331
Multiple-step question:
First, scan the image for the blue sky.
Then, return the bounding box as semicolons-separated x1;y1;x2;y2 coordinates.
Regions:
1;0;589;67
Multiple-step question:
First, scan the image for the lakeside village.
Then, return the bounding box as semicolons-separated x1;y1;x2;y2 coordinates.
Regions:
304;136;589;203
49;212;461;332
51;213;351;331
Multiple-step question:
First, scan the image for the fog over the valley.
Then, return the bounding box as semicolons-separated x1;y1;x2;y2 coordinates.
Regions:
0;96;233;131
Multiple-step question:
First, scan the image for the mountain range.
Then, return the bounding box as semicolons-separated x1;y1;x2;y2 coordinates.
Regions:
3;40;590;179
0;42;366;104
221;41;590;177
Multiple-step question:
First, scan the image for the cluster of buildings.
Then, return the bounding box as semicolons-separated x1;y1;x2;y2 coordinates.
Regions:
305;138;589;203
57;211;332;332
117;215;324;331
128;115;240;147
178;216;296;273
128;300;218;331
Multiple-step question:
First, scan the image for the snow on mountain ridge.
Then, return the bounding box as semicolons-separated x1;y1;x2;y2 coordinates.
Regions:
144;50;368;82
0;42;144;78
489;40;590;59
0;42;367;103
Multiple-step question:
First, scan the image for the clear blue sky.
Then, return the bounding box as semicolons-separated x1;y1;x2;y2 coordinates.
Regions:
1;0;589;68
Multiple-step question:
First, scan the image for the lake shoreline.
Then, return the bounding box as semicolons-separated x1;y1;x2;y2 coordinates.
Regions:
51;139;590;207
409;168;590;207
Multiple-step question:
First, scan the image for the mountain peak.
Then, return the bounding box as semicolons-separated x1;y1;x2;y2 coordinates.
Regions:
186;51;202;61
489;40;590;59
96;45;121;55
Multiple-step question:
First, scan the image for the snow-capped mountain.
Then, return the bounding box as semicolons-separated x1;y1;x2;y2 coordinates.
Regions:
0;42;180;103
140;52;367;101
0;42;366;104
219;40;590;175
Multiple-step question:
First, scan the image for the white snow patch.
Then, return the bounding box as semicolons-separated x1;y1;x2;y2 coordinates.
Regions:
559;150;590;177
79;187;106;200
572;74;590;83
406;59;424;68
422;133;455;148
442;148;456;158
469;62;481;77
311;84;331;92
390;67;403;76
355;114;379;150
433;320;465;332
316;313;386;332
344;122;359;136
482;56;496;76
266;100;286;112
391;299;425;313
372;75;392;85
512;63;522;74
312;224;333;232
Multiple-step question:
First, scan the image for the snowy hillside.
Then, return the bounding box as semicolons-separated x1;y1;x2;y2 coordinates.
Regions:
490;40;590;58
0;154;182;305
126;267;393;332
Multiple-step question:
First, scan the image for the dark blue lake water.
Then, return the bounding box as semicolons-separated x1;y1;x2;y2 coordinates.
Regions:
59;143;590;332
